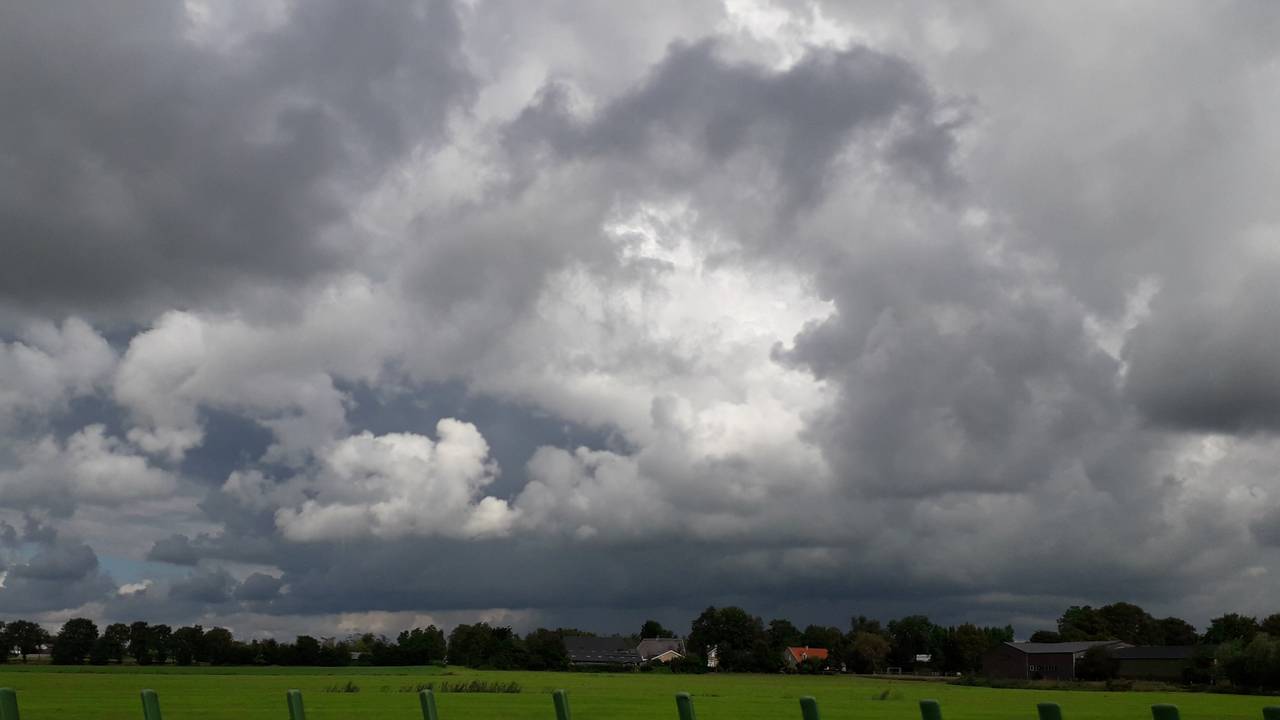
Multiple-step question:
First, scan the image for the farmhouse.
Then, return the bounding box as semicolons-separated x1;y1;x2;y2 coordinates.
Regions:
563;636;642;667
782;646;829;670
982;640;1127;680
637;638;685;663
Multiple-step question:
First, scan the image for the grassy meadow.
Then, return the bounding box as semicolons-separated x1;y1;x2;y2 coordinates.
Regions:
1;665;1276;720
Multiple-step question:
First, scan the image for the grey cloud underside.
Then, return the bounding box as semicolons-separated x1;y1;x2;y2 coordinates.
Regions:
0;0;469;319
3;0;1280;636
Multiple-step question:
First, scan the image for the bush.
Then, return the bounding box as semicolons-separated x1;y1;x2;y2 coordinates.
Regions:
1075;645;1119;681
670;654;708;674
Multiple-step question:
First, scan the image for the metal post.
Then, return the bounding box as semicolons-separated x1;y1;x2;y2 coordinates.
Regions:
286;690;307;720
553;689;572;720
141;690;163;720
920;699;943;720
1151;705;1180;720
1037;703;1063;720
419;688;440;720
799;696;821;720
0;688;19;720
675;692;697;720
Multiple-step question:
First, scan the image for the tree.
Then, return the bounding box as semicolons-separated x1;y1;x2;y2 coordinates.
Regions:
1097;602;1159;645
1203;613;1259;645
1260;613;1280;639
150;625;173;664
4;620;49;663
945;623;991;675
1057;606;1110;641
171;626;204;665
1156;616;1198;646
203;627;236;665
397;626;446;665
767;619;802;653
89;637;112;665
1028;630;1062;643
129;621;151;664
887;615;935;667
295;635;322;666
51;618;99;664
102;623;130;663
524;628;570;671
688;606;775;672
640;620;676;639
849;616;885;637
849;631;890;673
1074;644;1119;680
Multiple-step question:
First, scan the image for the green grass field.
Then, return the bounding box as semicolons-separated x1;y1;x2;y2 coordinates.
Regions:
0;665;1275;720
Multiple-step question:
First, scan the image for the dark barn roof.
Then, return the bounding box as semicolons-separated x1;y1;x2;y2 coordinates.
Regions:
564;636;642;665
1004;640;1126;654
1112;645;1200;660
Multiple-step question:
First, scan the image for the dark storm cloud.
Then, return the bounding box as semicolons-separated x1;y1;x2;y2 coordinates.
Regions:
10;540;99;581
505;40;954;225
234;572;284;603
146;534;202;566
0;0;470;319
1126;279;1280;433
0;540;114;613
169;567;237;605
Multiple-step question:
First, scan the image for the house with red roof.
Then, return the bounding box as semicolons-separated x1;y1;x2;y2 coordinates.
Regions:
783;646;829;670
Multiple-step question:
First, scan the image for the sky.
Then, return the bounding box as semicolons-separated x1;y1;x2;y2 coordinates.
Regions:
2;0;1280;641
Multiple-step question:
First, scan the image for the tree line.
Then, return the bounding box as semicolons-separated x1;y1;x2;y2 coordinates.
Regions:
5;601;1280;678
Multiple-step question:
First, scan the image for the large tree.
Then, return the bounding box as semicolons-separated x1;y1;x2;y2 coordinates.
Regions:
887;615;936;667
4;620;49;663
1260;613;1280;638
102;622;130;663
1156;616;1199;645
128;621;150;664
150;624;173;664
397;626;447;665
688;606;775;672
848;631;890;673
51;618;99;665
640;620;676;639
523;628;570;671
1057;605;1110;641
766;618;802;653
1203;613;1260;645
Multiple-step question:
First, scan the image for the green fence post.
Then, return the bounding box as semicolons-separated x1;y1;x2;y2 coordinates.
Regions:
0;688;19;720
553;689;572;720
675;692;697;720
799;696;821;720
1037;703;1063;720
1151;705;1180;720
286;690;306;720
920;699;943;720
1263;708;1280;720
419;688;439;720
141;690;163;720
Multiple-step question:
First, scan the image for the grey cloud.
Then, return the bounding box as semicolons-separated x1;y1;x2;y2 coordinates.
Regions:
505;40;953;225
146;534;201;566
169;567;237;605
11;540;99;581
0;539;114;614
0;0;471;320
235;573;284;603
1126;278;1280;433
